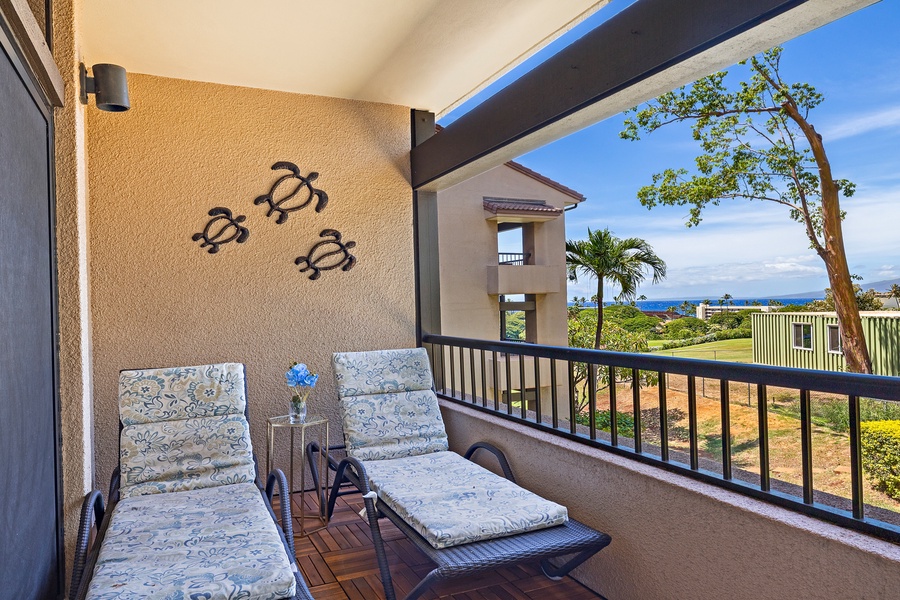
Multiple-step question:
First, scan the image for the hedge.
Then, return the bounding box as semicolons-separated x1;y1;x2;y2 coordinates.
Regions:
658;328;751;350
861;420;900;500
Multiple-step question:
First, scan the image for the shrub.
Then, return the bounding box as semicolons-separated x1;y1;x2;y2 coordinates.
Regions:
621;314;662;335
861;420;900;500
663;317;708;339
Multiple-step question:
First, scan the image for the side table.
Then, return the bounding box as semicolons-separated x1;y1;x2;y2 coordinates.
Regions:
266;414;330;536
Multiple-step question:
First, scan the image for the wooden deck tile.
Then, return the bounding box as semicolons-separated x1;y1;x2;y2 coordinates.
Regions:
290;491;602;600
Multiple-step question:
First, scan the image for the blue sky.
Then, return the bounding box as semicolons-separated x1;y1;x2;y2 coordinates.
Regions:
439;0;900;301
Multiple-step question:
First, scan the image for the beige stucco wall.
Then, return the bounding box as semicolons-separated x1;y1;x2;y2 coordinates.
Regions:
86;74;415;487
51;0;95;589
437;163;573;346
441;400;900;600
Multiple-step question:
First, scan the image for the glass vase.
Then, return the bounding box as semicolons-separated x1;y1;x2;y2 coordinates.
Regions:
289;397;308;423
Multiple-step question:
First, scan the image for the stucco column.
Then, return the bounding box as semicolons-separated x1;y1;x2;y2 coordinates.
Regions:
52;0;95;591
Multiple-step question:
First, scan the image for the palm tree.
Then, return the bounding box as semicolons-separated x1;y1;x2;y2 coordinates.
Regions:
566;228;667;349
890;284;900;308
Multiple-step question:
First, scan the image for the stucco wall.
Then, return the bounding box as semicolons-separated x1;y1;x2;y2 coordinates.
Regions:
86;74;414;487
441;400;900;600
437;163;573;346
51;0;95;588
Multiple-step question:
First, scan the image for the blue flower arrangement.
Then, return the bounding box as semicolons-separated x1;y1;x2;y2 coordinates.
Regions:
286;362;318;422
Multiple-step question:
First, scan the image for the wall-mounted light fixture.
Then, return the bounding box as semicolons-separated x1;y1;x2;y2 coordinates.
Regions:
79;63;130;112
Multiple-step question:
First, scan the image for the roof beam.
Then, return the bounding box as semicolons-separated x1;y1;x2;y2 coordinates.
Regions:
411;0;875;191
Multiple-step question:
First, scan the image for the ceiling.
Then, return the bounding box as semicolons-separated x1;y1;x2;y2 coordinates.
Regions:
80;0;608;116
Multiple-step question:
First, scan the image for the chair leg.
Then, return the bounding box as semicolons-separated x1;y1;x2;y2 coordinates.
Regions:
403;569;444;600
539;548;599;580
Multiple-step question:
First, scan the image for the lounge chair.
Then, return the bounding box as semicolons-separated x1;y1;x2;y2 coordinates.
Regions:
70;363;314;600
324;348;612;600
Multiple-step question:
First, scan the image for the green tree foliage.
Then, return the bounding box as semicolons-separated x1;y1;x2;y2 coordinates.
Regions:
805;284;882;312
567;298;657;412
663;316;709;339
502;311;526;341
708;308;757;330
566;228;666;349
621;46;871;372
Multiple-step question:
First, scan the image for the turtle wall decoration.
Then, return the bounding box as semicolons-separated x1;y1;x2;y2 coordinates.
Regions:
295;229;357;280
254;161;328;224
192;207;250;254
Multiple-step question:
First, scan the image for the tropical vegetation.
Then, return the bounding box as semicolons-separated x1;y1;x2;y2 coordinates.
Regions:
621;46;872;372
565;228;666;349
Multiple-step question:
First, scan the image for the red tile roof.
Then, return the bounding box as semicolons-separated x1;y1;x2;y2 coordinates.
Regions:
483;198;564;216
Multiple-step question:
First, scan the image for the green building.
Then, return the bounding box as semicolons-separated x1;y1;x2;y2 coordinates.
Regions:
752;312;900;375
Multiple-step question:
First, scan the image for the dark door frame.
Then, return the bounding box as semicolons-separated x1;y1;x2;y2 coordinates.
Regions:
0;10;64;598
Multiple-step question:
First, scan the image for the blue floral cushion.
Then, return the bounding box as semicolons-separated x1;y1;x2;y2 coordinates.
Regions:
362;451;568;549
340;389;449;461
333;348;434;396
119;414;256;498
85;483;297;600
119;363;246;425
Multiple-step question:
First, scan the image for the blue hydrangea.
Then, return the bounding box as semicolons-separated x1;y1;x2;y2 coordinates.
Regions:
286;363;318;388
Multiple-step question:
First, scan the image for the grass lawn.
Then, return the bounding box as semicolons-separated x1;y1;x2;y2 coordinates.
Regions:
649;337;752;363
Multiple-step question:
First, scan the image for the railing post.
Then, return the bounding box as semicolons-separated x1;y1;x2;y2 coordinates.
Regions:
800;389;814;504
848;394;864;519
757;384;770;492
721;380;731;480
658;371;668;462
688;375;699;470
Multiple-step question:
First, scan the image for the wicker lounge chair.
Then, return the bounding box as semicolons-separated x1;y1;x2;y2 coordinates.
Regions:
324;348;612;600
70;363;314;600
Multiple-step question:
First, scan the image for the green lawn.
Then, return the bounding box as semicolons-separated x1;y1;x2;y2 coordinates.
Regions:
649;337;753;363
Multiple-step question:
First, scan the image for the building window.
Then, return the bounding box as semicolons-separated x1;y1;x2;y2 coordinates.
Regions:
792;323;813;350
827;324;842;354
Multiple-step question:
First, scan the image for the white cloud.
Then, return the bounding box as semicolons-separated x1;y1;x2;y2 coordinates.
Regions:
822;104;900;141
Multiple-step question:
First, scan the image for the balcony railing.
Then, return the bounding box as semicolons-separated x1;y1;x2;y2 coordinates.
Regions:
423;333;900;543
498;252;530;265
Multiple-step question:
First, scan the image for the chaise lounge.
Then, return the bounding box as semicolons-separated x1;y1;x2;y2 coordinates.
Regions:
324;348;612;600
71;363;314;600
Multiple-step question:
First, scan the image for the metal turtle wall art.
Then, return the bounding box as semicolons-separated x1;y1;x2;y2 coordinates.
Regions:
254;161;328;224
295;229;357;280
192;207;250;254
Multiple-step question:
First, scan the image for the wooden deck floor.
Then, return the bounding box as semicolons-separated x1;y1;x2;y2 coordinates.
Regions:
287;490;602;600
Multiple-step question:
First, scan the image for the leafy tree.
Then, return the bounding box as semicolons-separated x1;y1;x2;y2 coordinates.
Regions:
621;314;662;336
767;299;784;307
806;284;882;312
567;298;657;413
566;228;666;349
663;316;709;339
621;47;871;373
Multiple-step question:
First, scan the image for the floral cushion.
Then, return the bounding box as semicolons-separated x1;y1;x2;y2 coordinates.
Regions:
362;451;568;549
119;414;256;498
85;483;297;600
119;363;246;426
333;348;434;396
340;389;449;461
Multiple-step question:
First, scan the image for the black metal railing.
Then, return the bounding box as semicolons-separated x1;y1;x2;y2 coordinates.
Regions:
422;333;900;543
498;252;530;265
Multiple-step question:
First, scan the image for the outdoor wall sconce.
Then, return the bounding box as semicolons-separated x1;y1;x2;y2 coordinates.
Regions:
79;63;130;112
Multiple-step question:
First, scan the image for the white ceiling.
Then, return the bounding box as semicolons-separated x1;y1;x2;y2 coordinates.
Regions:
80;0;608;116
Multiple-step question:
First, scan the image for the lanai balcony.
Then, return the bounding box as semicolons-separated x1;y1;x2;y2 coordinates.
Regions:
4;1;900;599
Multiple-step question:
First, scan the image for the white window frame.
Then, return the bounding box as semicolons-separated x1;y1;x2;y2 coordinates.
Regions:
826;324;843;354
792;322;814;351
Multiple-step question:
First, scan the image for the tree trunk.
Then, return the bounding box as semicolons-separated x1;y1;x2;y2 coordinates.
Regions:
821;209;872;373
595;279;604;350
785;103;872;373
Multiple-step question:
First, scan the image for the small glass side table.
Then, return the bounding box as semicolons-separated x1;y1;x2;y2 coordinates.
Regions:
266;414;330;536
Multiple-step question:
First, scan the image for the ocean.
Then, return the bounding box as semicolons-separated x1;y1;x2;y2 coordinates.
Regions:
575;298;823;313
